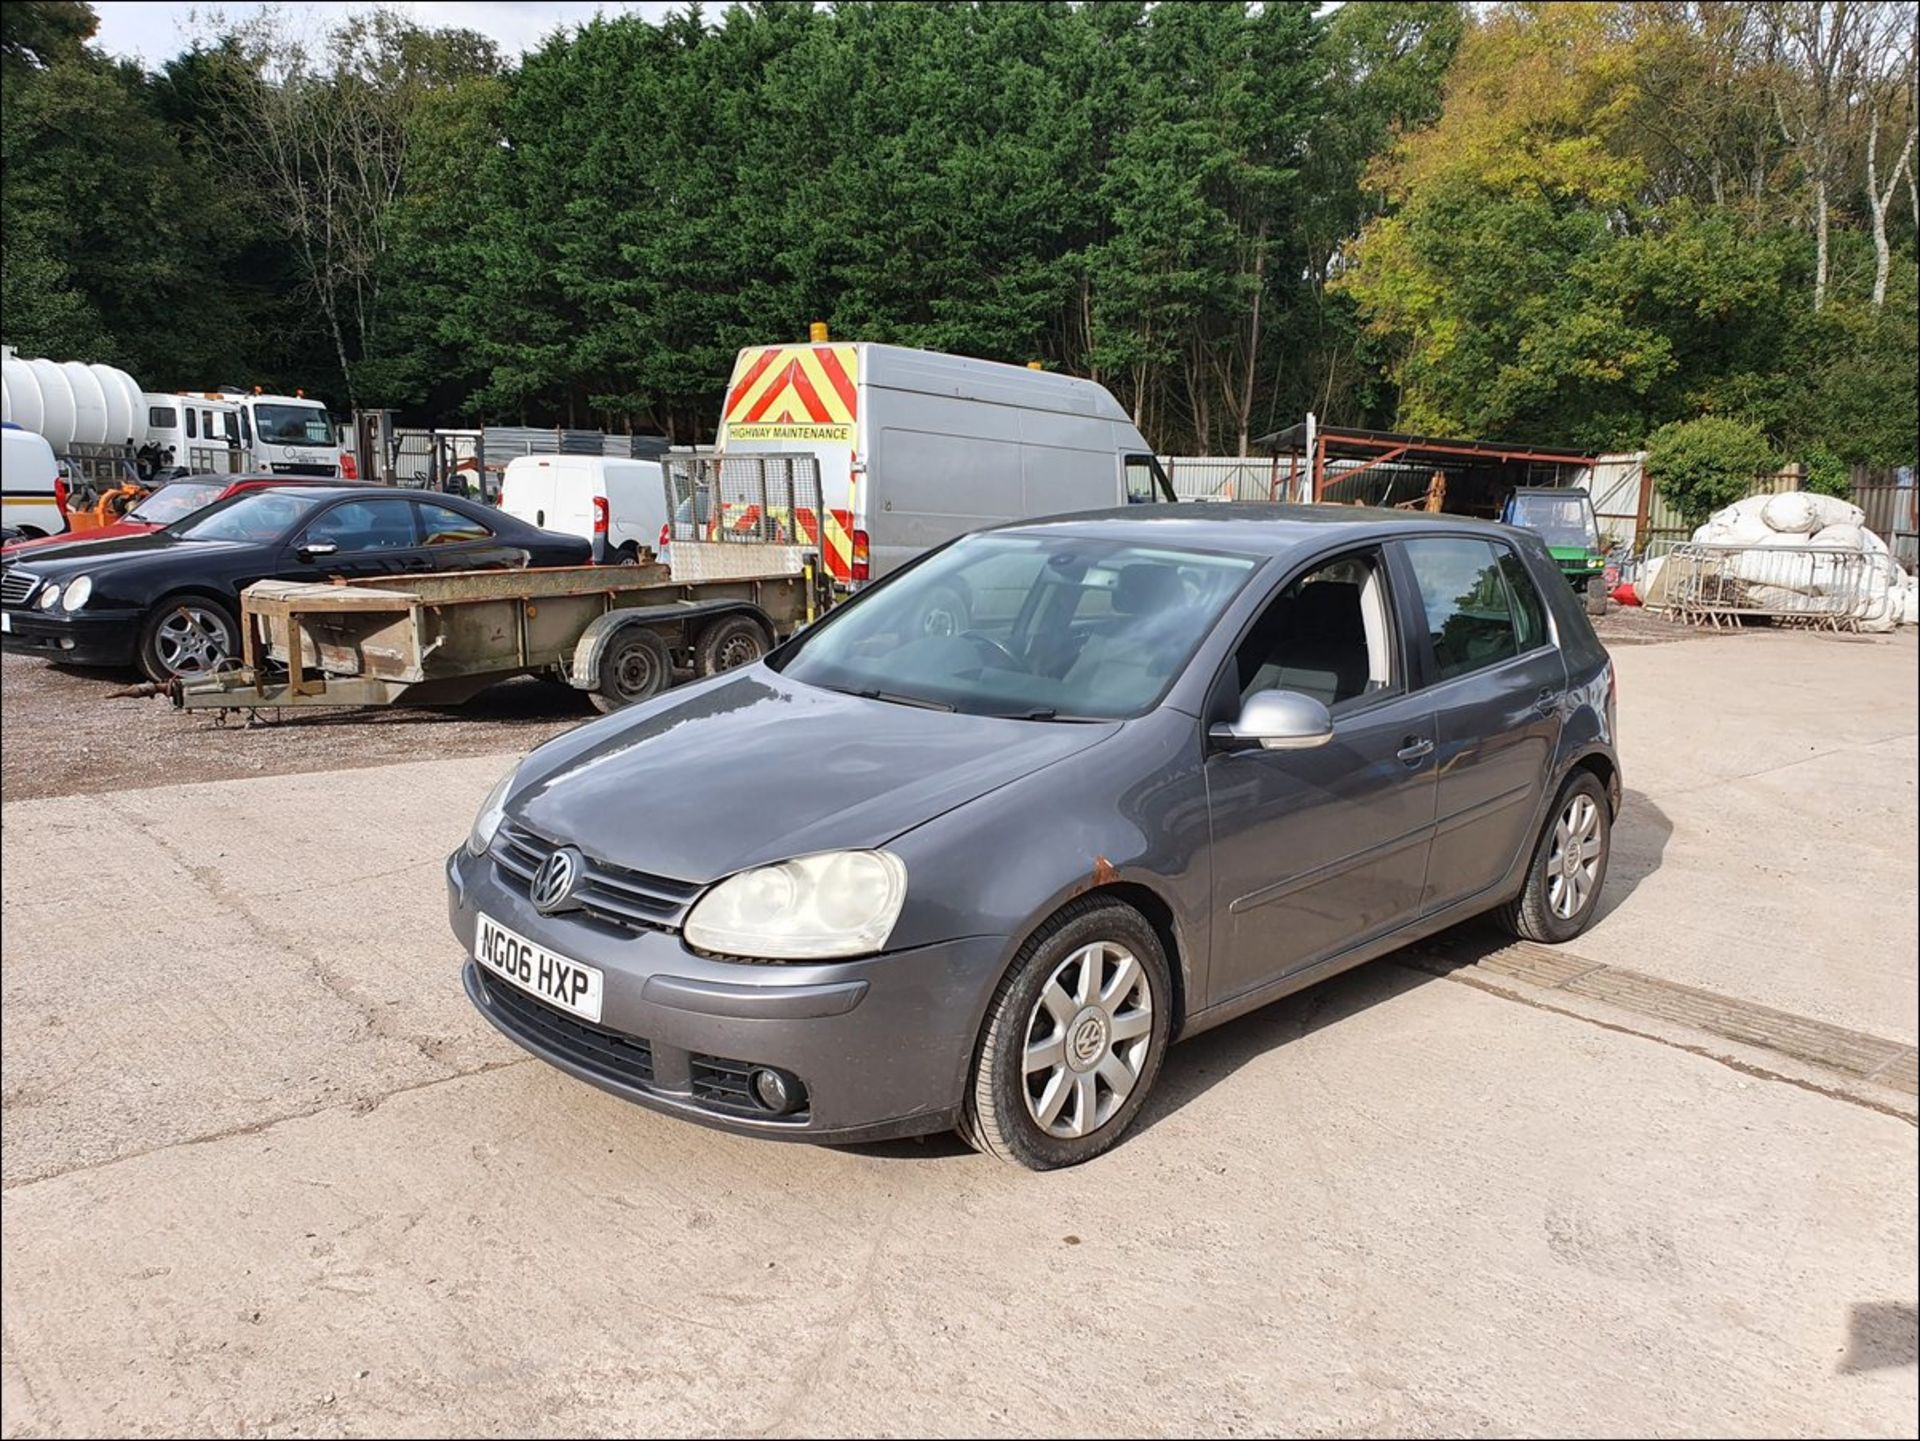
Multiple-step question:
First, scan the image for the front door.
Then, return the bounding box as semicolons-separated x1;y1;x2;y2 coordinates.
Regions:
282;497;423;581
1394;536;1568;911
1204;546;1439;1004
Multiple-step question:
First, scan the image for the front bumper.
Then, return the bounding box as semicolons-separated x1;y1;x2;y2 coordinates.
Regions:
447;847;1007;1144
0;606;142;667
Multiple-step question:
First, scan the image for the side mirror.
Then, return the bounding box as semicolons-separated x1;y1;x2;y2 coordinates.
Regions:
1209;689;1334;752
297;541;338;560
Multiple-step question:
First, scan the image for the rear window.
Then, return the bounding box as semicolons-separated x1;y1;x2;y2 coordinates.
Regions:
129;481;224;525
148;406;178;430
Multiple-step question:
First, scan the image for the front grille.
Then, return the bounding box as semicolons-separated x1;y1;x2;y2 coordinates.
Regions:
491;824;701;934
0;569;39;606
477;968;655;1085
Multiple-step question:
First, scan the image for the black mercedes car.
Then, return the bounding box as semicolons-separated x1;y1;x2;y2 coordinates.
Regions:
0;486;591;680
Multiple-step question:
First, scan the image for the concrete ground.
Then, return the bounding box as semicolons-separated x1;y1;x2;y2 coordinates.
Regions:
2;628;1915;1437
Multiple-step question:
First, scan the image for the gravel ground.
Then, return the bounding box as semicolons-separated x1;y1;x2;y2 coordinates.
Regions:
2;603;1703;803
0;651;592;803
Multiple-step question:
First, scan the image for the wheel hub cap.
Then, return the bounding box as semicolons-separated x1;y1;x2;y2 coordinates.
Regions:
1067;1009;1109;1071
1021;940;1153;1140
1546;793;1604;920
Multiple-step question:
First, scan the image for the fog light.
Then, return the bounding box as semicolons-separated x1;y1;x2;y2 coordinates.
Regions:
750;1067;797;1114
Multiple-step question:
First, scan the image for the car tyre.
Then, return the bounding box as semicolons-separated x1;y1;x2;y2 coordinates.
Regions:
961;896;1172;1170
694;614;772;677
138;596;240;683
917;582;971;638
589;626;671;713
1498;770;1612;943
1584;580;1608;617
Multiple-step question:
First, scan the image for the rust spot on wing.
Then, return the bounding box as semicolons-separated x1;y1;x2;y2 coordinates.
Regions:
1091;856;1116;887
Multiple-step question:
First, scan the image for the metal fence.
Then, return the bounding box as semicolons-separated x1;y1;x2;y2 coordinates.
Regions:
1853;482;1919;570
1159;455;1299;503
1646;542;1900;630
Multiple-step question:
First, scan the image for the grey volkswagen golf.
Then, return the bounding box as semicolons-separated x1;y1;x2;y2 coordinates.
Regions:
448;505;1619;1169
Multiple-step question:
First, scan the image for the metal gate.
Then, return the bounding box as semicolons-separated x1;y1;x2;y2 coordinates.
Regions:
659;452;825;582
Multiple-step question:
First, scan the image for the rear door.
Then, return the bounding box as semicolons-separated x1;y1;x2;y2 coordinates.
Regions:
500;459;561;534
1392;535;1567;912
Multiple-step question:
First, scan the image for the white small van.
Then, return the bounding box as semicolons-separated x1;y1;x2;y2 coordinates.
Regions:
499;455;668;565
1;426;67;539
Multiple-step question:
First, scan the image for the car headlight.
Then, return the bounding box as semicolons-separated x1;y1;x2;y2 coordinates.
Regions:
36;583;62;611
466;768;516;856
684;850;907;960
61;575;92;611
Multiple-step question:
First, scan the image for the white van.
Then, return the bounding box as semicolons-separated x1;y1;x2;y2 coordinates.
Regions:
713;338;1173;582
1;426;67;538
500;454;668;564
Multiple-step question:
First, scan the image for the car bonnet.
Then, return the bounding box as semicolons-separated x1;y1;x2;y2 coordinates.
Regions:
505;668;1121;883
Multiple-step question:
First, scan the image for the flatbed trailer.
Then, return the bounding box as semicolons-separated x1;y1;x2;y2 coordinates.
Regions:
173;558;830;715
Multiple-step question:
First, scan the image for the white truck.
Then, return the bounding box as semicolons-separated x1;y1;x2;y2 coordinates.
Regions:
709;333;1173;584
0;348;346;481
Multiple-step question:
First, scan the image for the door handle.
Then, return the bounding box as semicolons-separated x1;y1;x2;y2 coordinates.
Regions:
1396;737;1434;764
1535;687;1562;715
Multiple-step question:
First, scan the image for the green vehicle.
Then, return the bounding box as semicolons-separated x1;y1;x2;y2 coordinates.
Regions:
1501;486;1609;615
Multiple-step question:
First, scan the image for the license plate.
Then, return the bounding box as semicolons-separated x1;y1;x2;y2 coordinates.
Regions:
1;612;10;633
475;912;604;1023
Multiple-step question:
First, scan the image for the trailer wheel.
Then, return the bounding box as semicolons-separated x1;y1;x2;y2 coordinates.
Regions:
590;627;672;713
695;614;772;677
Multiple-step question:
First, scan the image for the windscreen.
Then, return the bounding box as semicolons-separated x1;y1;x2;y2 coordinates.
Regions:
772;532;1259;720
1510;493;1600;551
129;481;224;525
172;489;326;542
254;404;335;446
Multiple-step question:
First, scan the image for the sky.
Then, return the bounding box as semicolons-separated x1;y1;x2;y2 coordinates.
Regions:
90;1;688;69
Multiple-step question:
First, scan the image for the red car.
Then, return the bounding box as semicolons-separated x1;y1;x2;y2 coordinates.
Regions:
1;474;351;558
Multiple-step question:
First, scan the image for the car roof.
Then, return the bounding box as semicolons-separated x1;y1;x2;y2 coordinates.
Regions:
993;503;1530;558
212;484;458;502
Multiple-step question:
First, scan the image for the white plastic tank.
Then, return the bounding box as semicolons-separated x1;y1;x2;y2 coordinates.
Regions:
0;347;146;450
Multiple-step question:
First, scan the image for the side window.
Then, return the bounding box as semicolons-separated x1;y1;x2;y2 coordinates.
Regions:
418;501;493;545
1123;454;1172;504
298;499;417;551
1231;549;1396;711
1403;538;1520;682
149;406;177;430
185;409;197;440
1496;544;1549;651
222;412;241;444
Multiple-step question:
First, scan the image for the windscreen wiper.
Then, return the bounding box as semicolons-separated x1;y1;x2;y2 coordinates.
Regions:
850;687;955;712
992;707;1104;723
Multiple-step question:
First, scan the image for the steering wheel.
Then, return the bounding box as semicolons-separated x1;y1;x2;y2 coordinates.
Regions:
958;631;1020;669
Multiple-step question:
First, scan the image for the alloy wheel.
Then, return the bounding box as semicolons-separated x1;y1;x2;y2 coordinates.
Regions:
154;605;234;676
1022;941;1153;1139
1547;792;1603;920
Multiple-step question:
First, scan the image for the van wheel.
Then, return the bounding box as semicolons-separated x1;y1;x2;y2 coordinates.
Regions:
960;897;1172;1170
695;615;771;677
613;543;641;566
139;597;239;683
917;583;970;638
1498;771;1612;943
589;627;671;713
